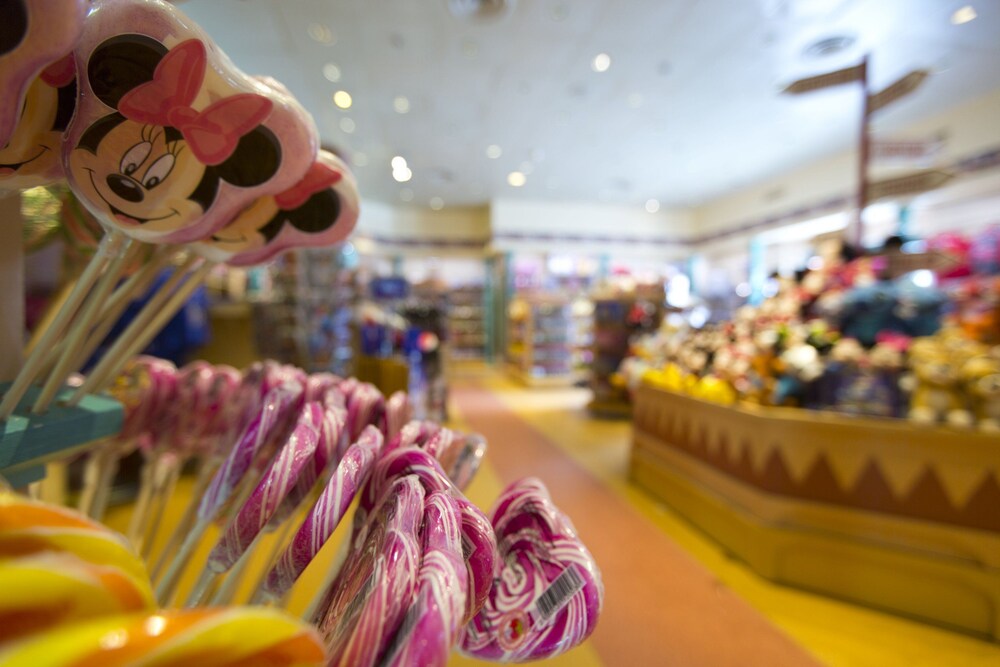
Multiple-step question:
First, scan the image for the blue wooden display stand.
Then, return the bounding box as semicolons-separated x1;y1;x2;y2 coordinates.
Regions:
0;383;123;487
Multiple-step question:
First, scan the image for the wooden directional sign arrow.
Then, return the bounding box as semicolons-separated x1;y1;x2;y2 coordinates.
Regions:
866;169;953;203
782;63;865;95
884;250;961;278
871;137;944;164
868;70;929;113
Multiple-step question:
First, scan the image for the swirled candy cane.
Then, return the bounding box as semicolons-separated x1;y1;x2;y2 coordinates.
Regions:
260;426;383;602
458;478;604;662
346;382;385;443
206;410;321;573
383;391;412;440
422;427;457;462
0;0;86;149
315;476;424;664
64;0;318;244
446;433;488;492
383;420;440;455
380;490;467;667
359;447;496;622
307;372;343;402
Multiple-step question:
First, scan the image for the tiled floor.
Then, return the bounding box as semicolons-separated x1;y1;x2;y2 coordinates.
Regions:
445;368;1000;667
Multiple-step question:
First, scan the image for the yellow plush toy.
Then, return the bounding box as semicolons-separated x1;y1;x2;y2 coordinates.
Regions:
961;353;1000;431
907;347;973;427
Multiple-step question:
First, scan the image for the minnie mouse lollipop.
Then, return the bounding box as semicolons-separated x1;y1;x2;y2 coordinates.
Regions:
0;0;86;150
64;0;318;244
192;149;359;266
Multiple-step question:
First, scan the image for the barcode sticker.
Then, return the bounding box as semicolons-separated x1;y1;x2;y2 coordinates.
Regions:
535;565;584;622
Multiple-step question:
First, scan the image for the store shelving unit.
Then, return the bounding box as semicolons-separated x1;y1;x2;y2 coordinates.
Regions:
588;287;665;417
506;296;591;387
446;285;488;361
255;248;358;376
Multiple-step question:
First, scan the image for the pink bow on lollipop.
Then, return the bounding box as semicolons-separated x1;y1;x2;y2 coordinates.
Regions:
118;39;273;165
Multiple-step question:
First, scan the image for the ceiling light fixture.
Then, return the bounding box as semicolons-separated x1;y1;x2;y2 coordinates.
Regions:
393;167;413;183
951;5;977;24
391;156;407;170
486;144;502;159
322;63;341;82
393;96;411;113
507;171;526;187
308;22;334;44
645;199;660;213
592;52;611;73
333;90;353;109
339;118;356;133
802;34;856;58
429;197;445;210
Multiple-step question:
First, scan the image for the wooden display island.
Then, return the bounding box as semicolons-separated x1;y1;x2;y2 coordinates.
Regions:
630;384;1000;641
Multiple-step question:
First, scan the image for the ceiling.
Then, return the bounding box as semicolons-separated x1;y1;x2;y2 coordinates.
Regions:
172;0;1000;211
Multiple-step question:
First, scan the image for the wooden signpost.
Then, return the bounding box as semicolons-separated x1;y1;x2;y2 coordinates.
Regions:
784;59;945;246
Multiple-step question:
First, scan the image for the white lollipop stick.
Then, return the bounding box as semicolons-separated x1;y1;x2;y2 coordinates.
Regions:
31;239;141;413
69;259;214;402
76;440;118;518
149;459;218;582
0;231;126;419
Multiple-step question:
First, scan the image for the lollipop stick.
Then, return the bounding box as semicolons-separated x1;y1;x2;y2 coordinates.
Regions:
245;517;299;606
150;459;218;582
68;258;211;404
141;456;182;561
0;232;126;420
76;439;116;517
126;457;156;550
37;246;176;378
208;536;261;606
31;239;140;413
185;568;219;608
155;517;210;606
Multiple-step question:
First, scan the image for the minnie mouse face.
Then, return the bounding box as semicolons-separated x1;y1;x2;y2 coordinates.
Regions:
66;33;282;243
0;0;87;147
193;151;359;266
0;60;76;190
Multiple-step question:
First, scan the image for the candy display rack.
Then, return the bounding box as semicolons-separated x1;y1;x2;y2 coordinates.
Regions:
506;295;590;387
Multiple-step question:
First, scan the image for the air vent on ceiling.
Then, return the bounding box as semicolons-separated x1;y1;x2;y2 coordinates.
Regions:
803;34;856;59
446;0;516;21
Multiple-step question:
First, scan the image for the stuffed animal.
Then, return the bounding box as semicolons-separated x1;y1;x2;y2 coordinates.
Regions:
961;354;1000;431
907;345;973;427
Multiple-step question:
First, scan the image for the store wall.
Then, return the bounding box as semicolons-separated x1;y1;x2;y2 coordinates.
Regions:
489;198;694;260
355;201;491;255
693;88;1000;249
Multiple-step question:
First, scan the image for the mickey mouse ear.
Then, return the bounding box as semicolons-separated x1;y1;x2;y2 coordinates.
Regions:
0;0;88;148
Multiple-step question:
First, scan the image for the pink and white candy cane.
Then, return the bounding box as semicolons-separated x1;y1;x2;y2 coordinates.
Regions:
346;382;385;443
154;380;303;605
447;433;488;492
306;372;343;402
258;425;384;603
459;478;604;663
380;490;467;667
315;475;424;667
185;403;321;606
192;150;360;266
383;391;412;441
359;447;497;622
382;420;440;455
63;0;319;244
0;0;86;148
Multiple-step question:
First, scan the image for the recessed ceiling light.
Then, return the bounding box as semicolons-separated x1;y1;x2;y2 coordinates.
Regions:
507;171;526;187
627;93;643;108
333;90;353;109
802;34;856;58
486;144;502;159
592;53;611;73
308;22;334;44
399;188;414;202
353;152;369;167
393;96;411;113
322;63;341;82
339;117;356;133
645;199;660;213
429;197;444;210
393;167;412;183
951;5;977;24
391;156;407;170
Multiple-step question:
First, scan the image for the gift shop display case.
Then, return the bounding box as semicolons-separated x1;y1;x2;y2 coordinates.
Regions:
446;285;489;361
630;384;1000;641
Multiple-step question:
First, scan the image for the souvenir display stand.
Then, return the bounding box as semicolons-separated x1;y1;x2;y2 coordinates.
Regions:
631;384;1000;641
